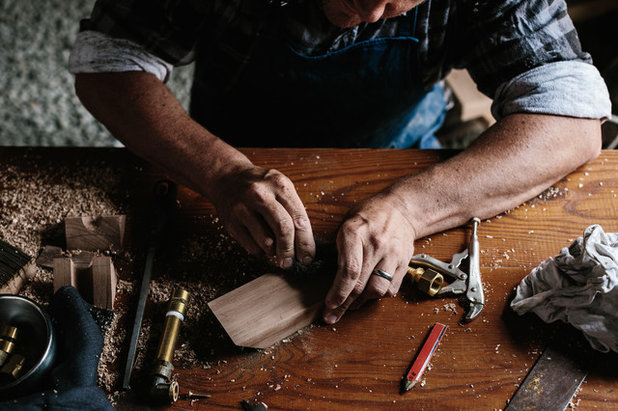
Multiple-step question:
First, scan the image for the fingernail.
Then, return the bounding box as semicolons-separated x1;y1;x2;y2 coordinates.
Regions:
280;257;293;269
302;255;313;265
323;313;338;324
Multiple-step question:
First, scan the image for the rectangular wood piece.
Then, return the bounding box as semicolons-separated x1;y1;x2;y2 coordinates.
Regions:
91;256;117;310
65;215;126;251
53;257;76;292
208;273;330;349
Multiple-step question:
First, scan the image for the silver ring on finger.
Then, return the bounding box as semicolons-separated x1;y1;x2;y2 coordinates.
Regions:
372;268;393;282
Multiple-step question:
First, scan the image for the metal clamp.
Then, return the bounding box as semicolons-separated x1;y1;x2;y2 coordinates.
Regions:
408;218;484;321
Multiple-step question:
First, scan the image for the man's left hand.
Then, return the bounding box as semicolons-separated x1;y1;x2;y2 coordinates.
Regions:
322;191;417;324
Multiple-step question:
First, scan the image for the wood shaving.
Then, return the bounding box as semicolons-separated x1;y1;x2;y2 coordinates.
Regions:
0;152;297;406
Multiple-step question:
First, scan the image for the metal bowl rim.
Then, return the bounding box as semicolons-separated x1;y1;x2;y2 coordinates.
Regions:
0;294;55;391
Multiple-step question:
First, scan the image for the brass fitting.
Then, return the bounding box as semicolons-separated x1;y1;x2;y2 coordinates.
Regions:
407;267;444;296
150;287;189;403
0;326;18;369
0;354;24;380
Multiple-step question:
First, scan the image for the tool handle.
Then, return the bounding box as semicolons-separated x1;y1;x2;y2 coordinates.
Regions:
466;218;483;303
156;288;189;363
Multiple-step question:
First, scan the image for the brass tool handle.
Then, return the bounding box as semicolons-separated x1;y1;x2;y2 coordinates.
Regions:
156;288;189;363
151;287;189;403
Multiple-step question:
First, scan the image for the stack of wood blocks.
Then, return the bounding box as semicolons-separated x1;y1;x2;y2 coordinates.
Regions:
51;215;125;310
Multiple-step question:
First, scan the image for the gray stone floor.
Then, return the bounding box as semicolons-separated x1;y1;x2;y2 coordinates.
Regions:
0;0;192;147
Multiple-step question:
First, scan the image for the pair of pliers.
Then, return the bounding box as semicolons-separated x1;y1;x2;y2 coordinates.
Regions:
408;218;484;321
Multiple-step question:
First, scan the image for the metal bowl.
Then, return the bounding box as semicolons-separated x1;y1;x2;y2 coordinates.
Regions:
0;294;56;398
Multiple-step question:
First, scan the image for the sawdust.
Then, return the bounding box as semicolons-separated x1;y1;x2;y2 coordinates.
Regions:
0;152;133;405
0;154;128;256
0;151;318;407
532;185;568;203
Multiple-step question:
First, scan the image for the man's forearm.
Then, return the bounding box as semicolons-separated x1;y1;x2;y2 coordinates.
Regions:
74;71;317;267
74;71;252;199
390;113;602;238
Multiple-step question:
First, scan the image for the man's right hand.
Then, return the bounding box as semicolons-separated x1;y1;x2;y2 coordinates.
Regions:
209;165;316;268
75;72;315;268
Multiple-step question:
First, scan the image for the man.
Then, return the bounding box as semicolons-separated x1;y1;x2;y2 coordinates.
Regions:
70;0;611;325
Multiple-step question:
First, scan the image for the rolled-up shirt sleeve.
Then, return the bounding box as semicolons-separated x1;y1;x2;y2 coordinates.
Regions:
492;60;612;121
455;0;611;121
69;30;173;83
68;0;210;81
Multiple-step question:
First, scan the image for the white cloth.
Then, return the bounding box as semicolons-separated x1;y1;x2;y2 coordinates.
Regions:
511;225;618;353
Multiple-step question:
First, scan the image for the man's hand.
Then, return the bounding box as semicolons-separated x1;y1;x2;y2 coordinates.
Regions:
320;113;601;325
209;165;316;268
322;192;416;324
75;72;316;268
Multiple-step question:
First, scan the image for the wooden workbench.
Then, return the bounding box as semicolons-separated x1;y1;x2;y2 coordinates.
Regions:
1;147;617;410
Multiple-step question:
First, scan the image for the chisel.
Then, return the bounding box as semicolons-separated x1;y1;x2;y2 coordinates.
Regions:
122;180;177;390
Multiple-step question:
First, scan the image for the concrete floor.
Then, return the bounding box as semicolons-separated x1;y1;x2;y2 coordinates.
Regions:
0;0;192;147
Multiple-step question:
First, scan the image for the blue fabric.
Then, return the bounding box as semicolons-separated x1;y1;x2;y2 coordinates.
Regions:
1;286;113;410
190;7;445;149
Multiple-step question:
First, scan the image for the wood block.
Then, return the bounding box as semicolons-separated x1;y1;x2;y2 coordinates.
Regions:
69;251;96;271
53;257;76;292
90;256;117;310
0;239;35;294
446;69;494;125
38;246;95;270
52;255;116;310
65;215;126;251
0;263;36;295
36;245;64;269
208;273;330;349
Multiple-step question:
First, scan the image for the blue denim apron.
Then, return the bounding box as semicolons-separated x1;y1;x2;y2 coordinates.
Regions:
189;7;445;149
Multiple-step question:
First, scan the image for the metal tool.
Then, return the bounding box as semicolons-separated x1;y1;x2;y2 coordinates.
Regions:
150;287;189;403
122;180;177;390
505;346;587;410
408;217;484;321
0;354;24;381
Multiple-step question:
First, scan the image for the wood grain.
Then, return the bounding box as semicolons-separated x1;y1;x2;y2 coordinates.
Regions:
168;149;618;410
65;215;126;251
53;257;75;292
91;256;117;310
1;148;616;410
208;272;331;349
52;255;116;309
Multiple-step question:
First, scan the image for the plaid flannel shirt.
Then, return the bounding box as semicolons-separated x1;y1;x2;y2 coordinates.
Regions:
72;0;611;120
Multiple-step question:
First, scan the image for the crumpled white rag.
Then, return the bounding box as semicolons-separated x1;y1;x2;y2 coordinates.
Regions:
511;224;618;353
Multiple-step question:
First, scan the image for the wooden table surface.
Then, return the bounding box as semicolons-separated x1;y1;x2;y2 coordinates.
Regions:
2;147;617;410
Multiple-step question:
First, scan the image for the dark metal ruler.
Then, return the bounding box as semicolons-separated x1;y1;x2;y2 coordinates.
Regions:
506;345;587;411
